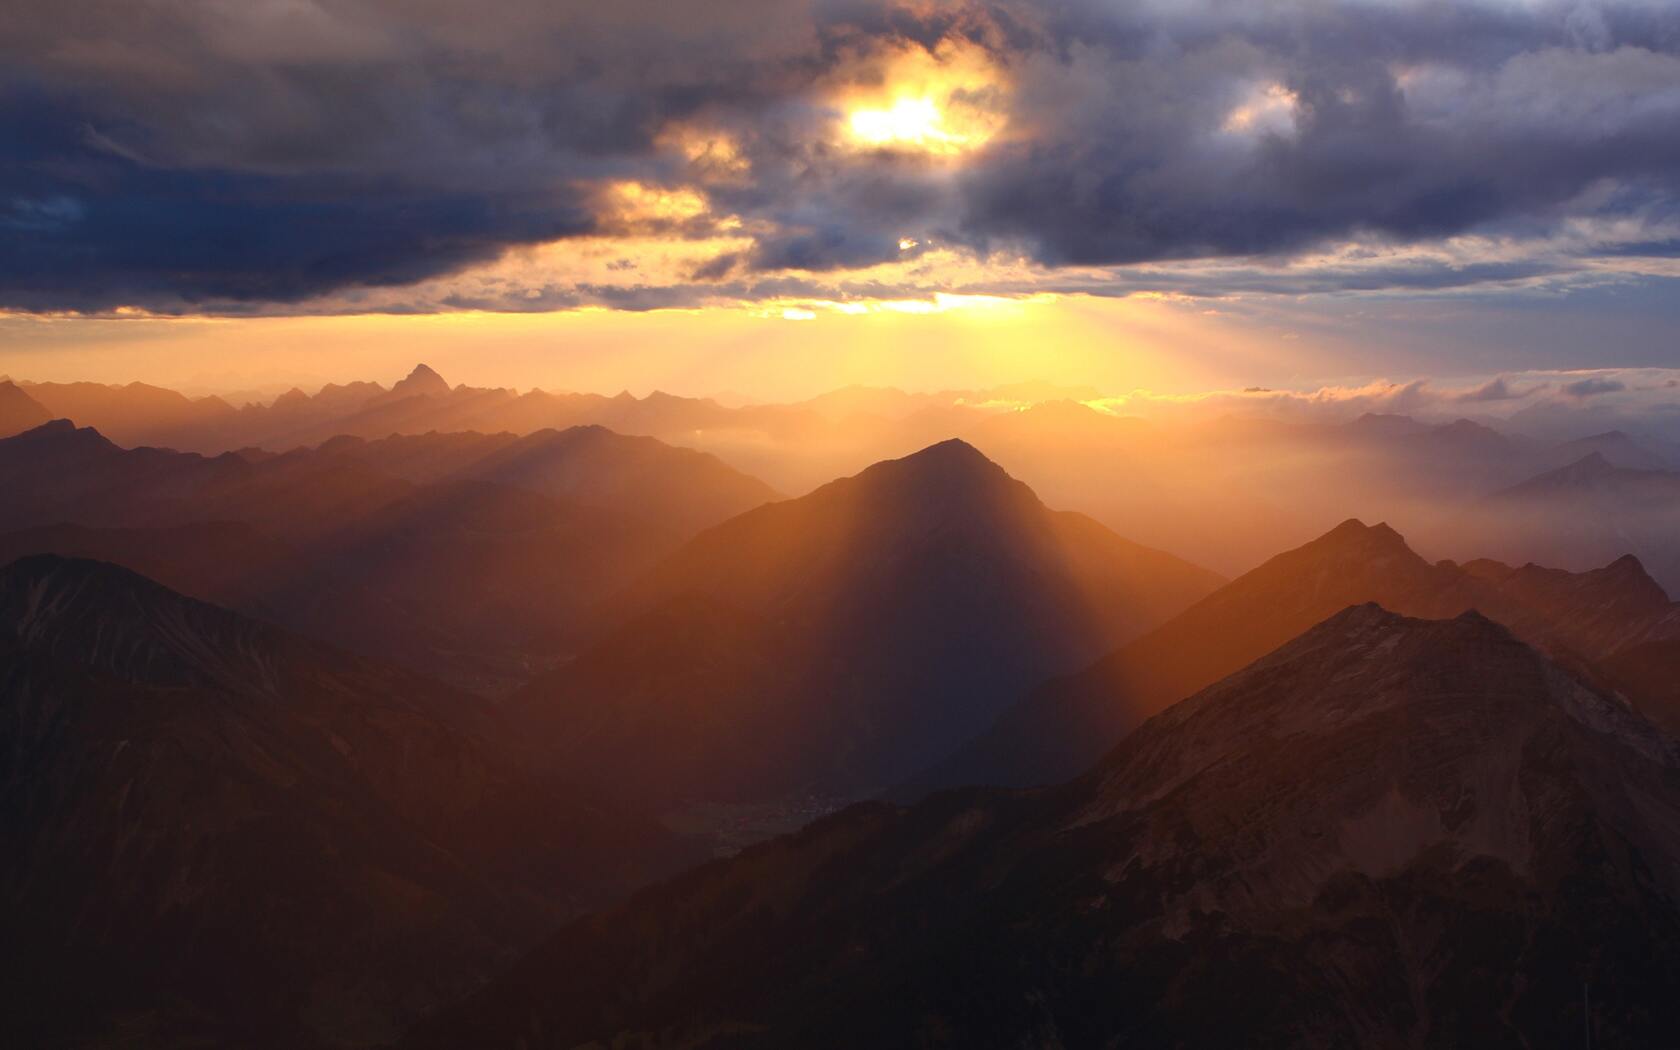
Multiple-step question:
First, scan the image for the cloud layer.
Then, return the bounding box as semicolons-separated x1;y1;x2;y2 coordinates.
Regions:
6;0;1680;314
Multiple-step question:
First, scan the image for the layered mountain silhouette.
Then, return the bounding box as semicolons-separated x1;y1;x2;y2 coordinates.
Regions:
512;439;1223;807
406;605;1680;1048
12;378;234;447
910;518;1680;794
316;424;779;535
9;364;1678;594
0;556;697;1048
1459;452;1680;594
0;419;776;686
0;379;50;437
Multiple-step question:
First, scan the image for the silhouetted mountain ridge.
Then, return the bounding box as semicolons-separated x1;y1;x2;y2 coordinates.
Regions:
512;439;1223;809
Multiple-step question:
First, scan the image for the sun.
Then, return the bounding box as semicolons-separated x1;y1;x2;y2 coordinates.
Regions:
837;40;1007;157
848;97;964;151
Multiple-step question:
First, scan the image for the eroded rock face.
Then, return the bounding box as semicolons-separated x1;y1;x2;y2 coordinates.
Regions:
406;605;1680;1049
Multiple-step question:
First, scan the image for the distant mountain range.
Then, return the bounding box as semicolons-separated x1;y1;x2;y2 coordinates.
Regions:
6;366;1678;590
0;556;697;1048
908;518;1680;795
511;439;1224;809
1454;451;1680;593
405;605;1680;1049
0;418;777;689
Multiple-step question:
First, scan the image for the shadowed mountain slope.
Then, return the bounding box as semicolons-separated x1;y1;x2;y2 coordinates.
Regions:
512;439;1223;807
910;519;1680;794
0;380;50;437
405;605;1680;1049
0;556;695;1049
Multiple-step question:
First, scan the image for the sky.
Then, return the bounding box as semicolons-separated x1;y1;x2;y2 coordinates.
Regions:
3;0;1679;402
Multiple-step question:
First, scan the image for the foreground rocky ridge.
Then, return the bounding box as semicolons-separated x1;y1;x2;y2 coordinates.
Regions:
405;605;1680;1048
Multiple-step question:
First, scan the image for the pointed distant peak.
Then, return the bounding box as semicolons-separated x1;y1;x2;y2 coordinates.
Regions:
391;363;450;397
273;386;310;406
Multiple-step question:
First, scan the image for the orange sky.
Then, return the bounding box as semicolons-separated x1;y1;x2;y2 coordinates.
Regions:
0;296;1315;400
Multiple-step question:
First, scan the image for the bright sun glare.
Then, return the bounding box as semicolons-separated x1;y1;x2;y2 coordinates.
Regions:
848;97;965;151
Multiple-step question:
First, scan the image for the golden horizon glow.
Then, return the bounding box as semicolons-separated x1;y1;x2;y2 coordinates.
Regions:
0;294;1257;404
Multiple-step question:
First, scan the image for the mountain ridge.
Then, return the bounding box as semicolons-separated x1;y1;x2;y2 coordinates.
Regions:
403;602;1680;1049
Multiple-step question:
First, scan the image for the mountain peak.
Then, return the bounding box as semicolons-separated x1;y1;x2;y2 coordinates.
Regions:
390;363;450;398
853;439;1018;503
1348;412;1422;436
1572;450;1611;469
1310;518;1413;555
7;418;118;451
902;436;990;466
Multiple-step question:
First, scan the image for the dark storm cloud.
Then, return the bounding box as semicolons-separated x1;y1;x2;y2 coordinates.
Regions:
4;0;1680;312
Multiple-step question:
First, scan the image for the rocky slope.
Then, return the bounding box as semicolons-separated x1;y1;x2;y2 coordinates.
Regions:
0;556;695;1048
404;605;1680;1049
909;518;1680;794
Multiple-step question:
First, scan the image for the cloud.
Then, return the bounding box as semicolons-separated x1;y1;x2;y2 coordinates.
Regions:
4;1;1680;313
1072;367;1680;443
1562;376;1628;396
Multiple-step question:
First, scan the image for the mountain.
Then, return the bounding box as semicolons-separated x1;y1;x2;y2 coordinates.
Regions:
385;362;452;400
1599;639;1680;737
16;378;236;447
320;425;780;535
910;519;1680;794
1544;429;1675;471
0;556;697;1048
0;379;50;437
1461;452;1680;594
405;605;1680;1048
511;439;1223;811
0;421;775;688
0;419;414;540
